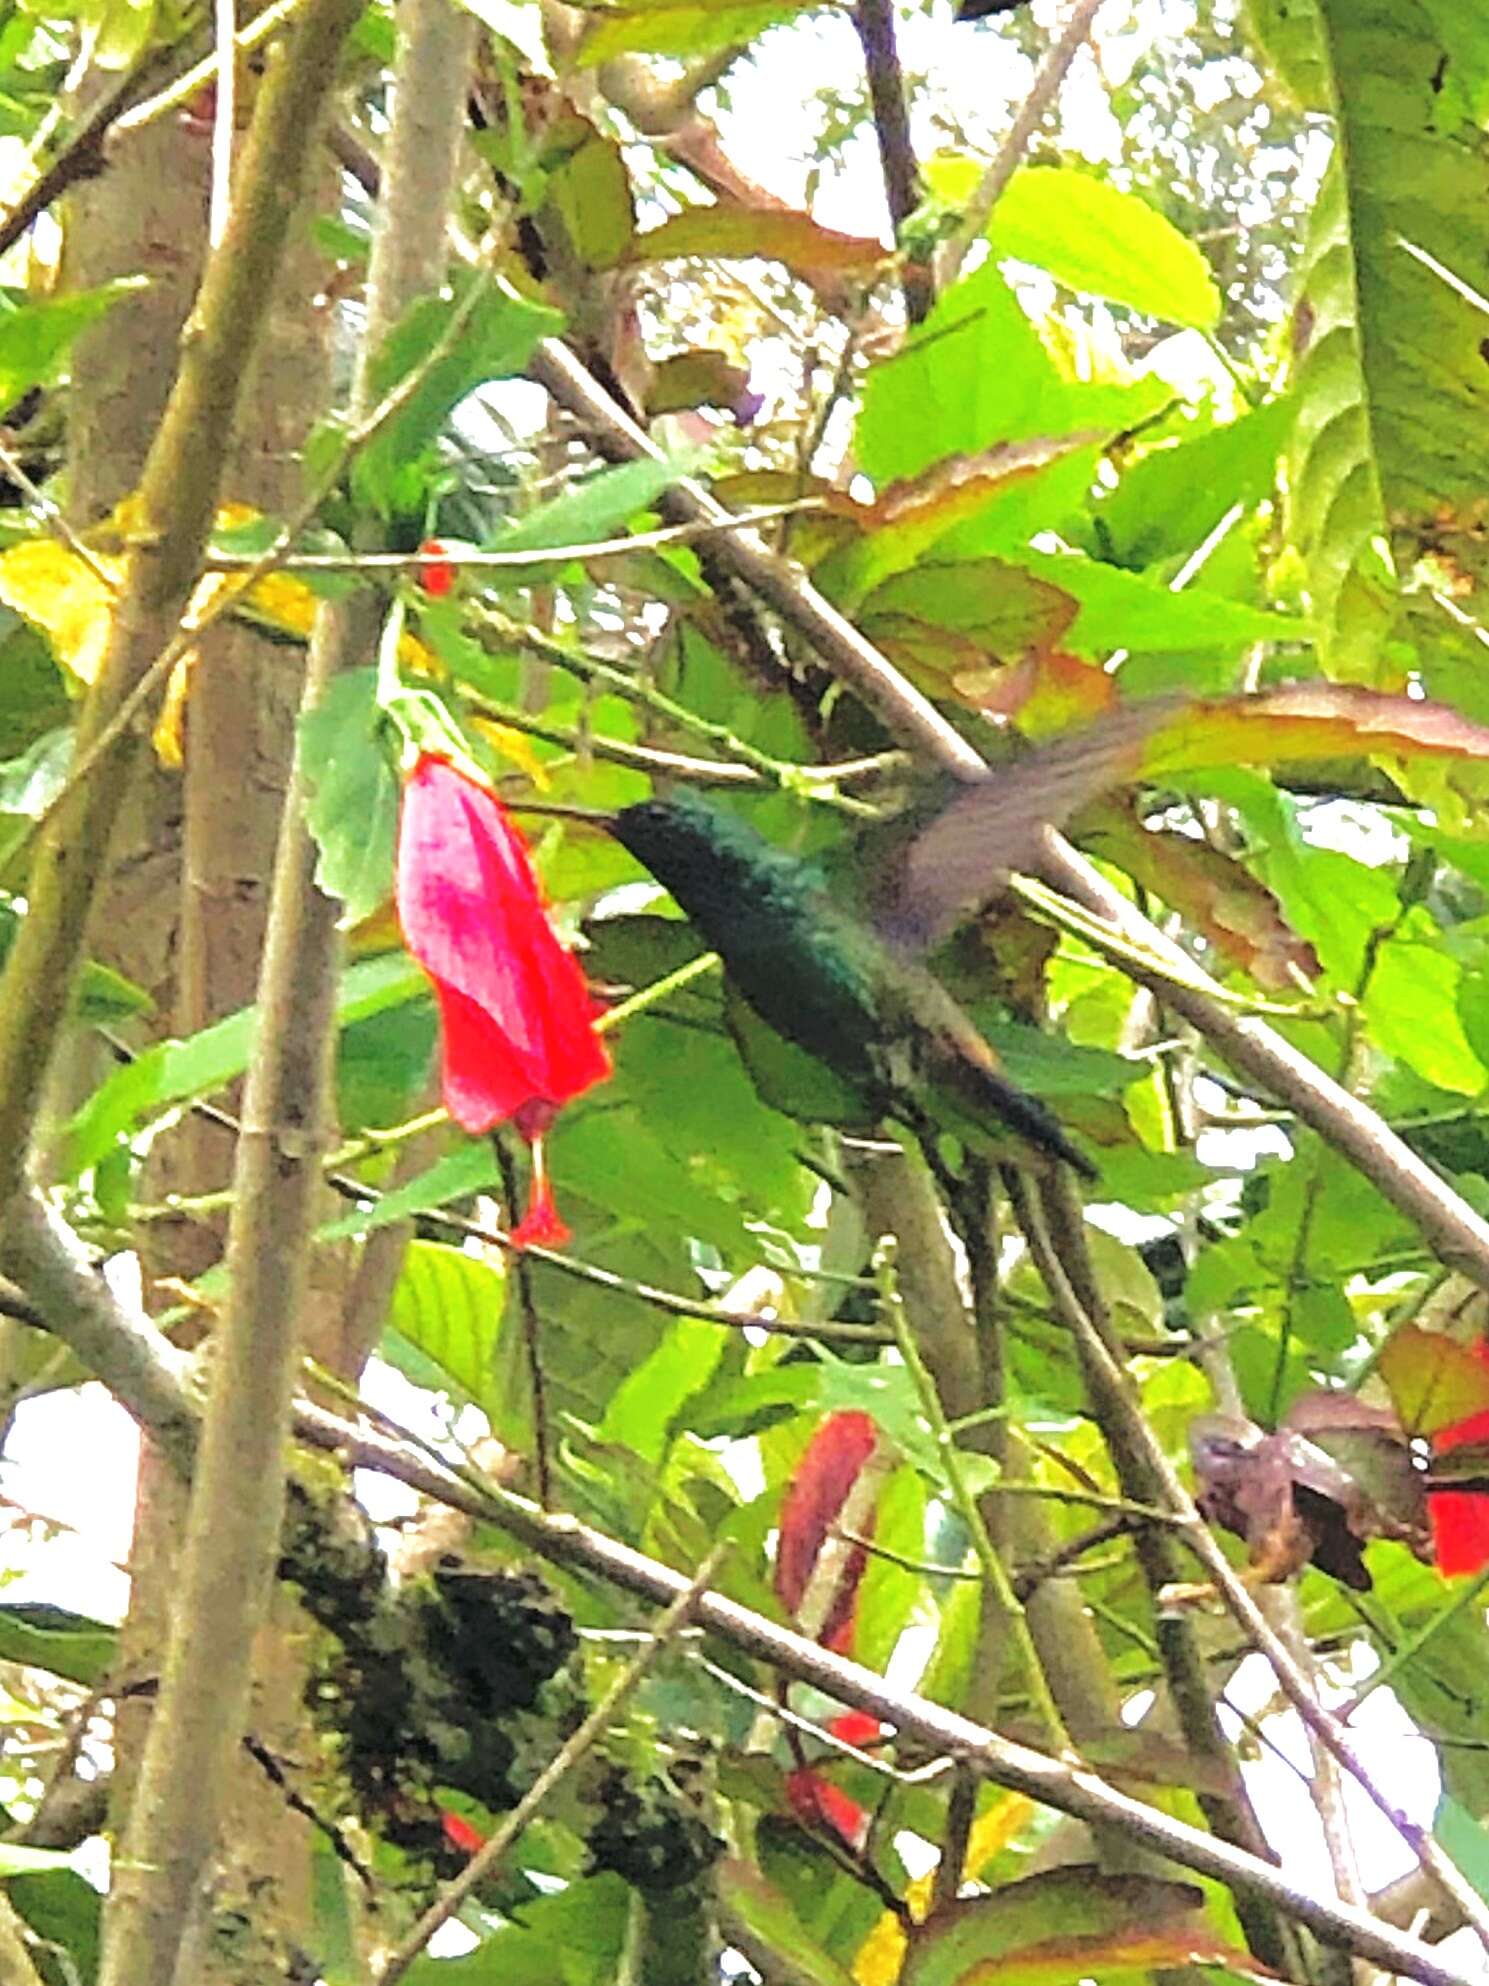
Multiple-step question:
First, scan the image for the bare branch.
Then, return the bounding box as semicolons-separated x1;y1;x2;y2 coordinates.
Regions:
937;0;1106;290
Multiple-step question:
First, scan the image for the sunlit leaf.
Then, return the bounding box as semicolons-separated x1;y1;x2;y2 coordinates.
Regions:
989;167;1221;329
1379;1326;1489;1437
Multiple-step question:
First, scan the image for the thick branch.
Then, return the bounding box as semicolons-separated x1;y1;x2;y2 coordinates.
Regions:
96;5;468;1983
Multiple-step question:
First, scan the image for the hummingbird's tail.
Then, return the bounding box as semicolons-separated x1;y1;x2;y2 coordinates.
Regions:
961;1061;1098;1180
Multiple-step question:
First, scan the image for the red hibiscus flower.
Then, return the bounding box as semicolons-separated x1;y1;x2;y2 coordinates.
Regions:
775;1410;879;1654
1429;1340;1489;1577
396;753;611;1247
785;1711;884;1847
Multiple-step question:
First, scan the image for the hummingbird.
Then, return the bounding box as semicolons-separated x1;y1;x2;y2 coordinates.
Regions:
608;702;1166;1178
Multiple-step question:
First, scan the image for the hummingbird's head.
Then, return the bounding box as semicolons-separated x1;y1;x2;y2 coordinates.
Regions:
610;791;774;923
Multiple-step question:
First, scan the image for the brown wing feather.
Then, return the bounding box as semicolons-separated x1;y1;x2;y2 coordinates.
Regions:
878;696;1177;957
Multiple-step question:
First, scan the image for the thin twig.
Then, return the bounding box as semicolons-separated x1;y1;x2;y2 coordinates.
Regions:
853;0;930;324
936;0;1106;290
201;500;821;573
373;1545;729;1986
112;0;308;135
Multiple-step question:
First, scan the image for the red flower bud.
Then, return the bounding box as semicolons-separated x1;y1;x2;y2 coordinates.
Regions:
396;755;610;1244
418;539;457;597
440;1809;486;1857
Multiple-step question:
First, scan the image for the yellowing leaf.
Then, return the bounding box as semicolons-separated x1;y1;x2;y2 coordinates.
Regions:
151;654;194;769
853;1795;1036;1986
468;715;550;787
0;537;121;685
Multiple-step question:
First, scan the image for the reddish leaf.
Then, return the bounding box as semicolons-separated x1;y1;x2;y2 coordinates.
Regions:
784;1766;871;1848
955;650;1115;734
647;349;762;425
1378;1325;1489;1436
899;1869;1273;1986
1088;814;1321;992
782;1712;884;1850
1190;1390;1430;1591
1137;682;1489;789
631;202;885;281
776;1411;879;1653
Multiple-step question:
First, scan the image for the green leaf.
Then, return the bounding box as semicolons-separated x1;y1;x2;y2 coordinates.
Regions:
598;1315;725;1465
488;456;689;561
988;167;1220;329
404;1874;632;1985
631;204;884;283
319;1139;500;1242
1092;398;1291;571
855;260;1162;491
387;1239;505;1407
901;1870;1236;1986
353;279;562;517
300;668;399;927
543;123;636;274
0;724;71;816
1437;1797;1489;1903
853;1464;926;1672
716;1859;857;1986
0;278;144;405
8;1865;101;1986
1271;0;1489;677
61;951;426;1177
0;1603;115;1684
579;0;821;64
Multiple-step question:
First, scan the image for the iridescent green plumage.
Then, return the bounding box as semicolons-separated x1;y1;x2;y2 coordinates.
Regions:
611;789;1096;1176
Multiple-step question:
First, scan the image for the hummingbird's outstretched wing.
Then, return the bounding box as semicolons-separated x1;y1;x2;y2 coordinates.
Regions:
874;696;1176;957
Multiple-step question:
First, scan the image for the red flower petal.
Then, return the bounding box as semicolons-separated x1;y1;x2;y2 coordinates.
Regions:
776;1411;878;1654
510;1137;571;1251
397;755;611;1137
785;1767;869;1847
828;1711;883;1749
440;1809;486;1856
1430;1398;1489;1577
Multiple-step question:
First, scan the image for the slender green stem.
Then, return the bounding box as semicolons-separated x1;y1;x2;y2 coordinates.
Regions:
1343;1566;1489;1722
882;1241;1071;1755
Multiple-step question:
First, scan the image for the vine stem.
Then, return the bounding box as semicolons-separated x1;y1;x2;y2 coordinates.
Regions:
884;1241;1071;1756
